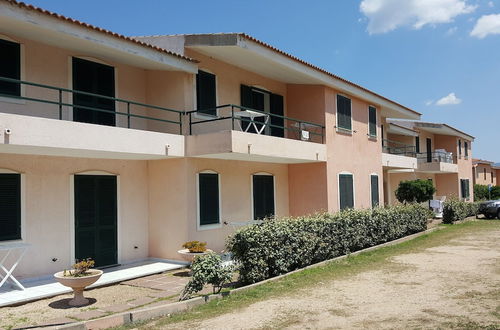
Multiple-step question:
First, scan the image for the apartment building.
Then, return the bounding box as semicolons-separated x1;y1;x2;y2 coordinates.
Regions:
383;120;474;203
472;159;497;186
0;1;473;280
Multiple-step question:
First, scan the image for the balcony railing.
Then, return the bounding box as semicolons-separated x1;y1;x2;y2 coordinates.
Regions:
417;150;456;164
0;76;184;133
382;139;416;157
186;104;325;143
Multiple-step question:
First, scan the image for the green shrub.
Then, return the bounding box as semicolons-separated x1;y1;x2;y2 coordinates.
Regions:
442;198;479;224
474;184;500;201
395;179;436;203
226;204;428;284
179;252;233;301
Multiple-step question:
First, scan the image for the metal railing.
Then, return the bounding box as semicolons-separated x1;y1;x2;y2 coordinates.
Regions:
0;76;184;134
417;151;456;164
382;139;416;157
186;104;325;143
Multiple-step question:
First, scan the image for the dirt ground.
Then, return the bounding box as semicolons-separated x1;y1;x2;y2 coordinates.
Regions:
162;224;500;329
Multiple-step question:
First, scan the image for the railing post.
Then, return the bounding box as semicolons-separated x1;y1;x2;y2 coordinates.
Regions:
58;89;63;120
189;112;192;135
231;106;235;131
322;126;325;144
179;112;183;135
127;102;131;128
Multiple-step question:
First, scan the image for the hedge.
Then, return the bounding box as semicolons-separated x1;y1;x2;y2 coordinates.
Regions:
474;184;500;201
226;204;429;284
442;199;480;224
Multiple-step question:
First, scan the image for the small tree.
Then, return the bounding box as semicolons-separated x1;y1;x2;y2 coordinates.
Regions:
395;179;436;203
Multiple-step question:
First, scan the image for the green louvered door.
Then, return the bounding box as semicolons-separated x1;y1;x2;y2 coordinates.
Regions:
74;175;117;267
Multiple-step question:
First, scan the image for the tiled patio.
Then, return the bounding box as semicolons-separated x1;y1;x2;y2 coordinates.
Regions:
0;258;186;307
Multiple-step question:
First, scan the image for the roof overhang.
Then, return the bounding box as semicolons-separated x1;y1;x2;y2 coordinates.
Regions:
181;34;420;120
0;1;197;73
473;159;494;165
387;123;418;137
414;122;475;141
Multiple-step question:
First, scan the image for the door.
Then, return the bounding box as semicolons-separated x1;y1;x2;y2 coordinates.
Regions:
72;57;115;126
253;174;275;220
426;138;432;162
240;85;284;137
74;175;117;267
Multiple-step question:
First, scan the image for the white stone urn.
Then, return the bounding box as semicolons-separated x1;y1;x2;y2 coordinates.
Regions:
54;269;103;306
177;249;213;263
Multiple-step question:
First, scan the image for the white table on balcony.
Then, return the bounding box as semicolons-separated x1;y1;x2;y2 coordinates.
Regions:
0;242;31;291
233;110;269;135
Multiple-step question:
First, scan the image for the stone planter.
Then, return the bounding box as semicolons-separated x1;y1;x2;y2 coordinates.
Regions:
177;249;213;263
54;269;103;306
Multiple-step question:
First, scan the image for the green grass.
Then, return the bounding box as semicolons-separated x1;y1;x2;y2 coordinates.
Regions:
116;220;499;329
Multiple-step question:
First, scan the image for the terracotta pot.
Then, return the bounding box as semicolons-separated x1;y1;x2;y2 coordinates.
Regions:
54;269;103;306
177;249;213;263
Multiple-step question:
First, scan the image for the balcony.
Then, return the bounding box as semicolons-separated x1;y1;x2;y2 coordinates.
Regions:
416;150;458;173
0;77;184;159
382;139;417;170
186;105;326;164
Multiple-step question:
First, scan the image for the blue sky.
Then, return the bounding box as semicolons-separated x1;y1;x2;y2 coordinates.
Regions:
28;0;500;161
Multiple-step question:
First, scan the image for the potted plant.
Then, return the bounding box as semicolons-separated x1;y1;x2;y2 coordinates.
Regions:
177;241;213;263
54;258;103;306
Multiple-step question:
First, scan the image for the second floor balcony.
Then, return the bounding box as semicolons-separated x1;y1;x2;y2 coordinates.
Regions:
416;150;458;173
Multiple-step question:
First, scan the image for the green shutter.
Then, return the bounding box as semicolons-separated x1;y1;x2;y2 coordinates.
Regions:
337;95;352;131
199;173;220;225
415;137;420;153
253;175;275;220
196;70;217;116
371;175;379;207
0;174;21;241
240;84;253;108
270;93;284;137
368;106;377;137
339;174;354;210
0;39;21;96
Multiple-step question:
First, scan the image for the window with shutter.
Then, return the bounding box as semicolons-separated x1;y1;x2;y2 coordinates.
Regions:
339;173;354;210
0;39;21;97
198;173;220;226
368;106;377;137
460;179;470;199
464;141;468;157
458;140;462;157
253;175;275;220
415;137;420;154
336;95;352;131
370;175;379;208
196;70;217;116
0;173;21;241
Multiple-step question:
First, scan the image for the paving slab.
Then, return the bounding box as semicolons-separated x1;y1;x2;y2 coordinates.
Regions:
71;310;108;321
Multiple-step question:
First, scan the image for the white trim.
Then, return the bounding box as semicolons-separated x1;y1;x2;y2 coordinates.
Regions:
250;172;276;221
369;173;379;207
336;94;353;133
0;169;26;243
70;172;120;266
337;171;355;210
367;105;377;138
196;170;222;231
194;69;219;119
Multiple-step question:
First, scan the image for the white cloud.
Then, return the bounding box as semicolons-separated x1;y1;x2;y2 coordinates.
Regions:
446;26;458;35
488;1;494;8
436;92;462;105
360;0;477;34
425;100;434;106
470;14;500;38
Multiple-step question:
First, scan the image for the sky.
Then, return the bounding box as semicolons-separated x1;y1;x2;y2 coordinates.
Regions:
27;0;500;161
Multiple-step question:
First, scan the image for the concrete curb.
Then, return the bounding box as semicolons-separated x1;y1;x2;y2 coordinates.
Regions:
52;224;446;330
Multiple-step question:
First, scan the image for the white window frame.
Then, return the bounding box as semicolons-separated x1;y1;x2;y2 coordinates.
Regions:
337;171;355;210
196;170;222;231
194;69;219;120
0;35;26;105
69;170;121;265
367;105;377;139
336;94;353;134
250;172;276;221
0;168;26;243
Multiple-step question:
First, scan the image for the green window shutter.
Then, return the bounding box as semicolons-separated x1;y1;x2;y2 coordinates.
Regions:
0;39;21;97
370;175;379;208
270;93;284;137
240;84;253;108
368;106;377;137
253;175;275;220
0;174;21;241
336;95;352;131
415;136;420;153
464;141;468;157
458;140;462;156
196;70;217;116
199;173;220;225
339;174;354;210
